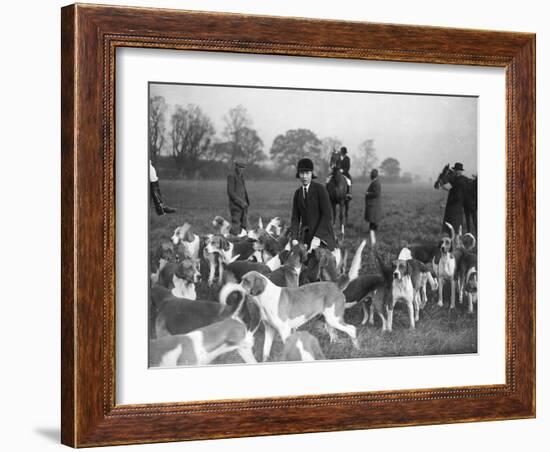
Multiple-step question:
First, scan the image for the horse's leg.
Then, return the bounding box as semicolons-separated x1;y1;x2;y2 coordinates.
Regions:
339;201;344;235
332;202;337;225
465;207;472;234
345;199;349;226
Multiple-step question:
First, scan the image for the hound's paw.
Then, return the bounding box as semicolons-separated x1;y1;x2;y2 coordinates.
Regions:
437;301;443;307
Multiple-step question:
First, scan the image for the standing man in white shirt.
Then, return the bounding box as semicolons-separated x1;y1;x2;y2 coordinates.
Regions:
150;160;176;215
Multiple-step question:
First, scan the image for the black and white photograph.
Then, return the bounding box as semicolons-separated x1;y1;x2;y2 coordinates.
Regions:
148;82;479;368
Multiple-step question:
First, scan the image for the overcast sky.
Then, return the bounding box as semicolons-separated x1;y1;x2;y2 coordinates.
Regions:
150;83;478;180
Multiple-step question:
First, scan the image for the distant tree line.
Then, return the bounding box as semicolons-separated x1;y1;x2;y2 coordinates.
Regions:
149;95;421;182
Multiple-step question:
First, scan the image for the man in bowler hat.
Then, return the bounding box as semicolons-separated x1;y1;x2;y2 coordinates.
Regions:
439;162;469;233
227;160;250;236
290;158;335;251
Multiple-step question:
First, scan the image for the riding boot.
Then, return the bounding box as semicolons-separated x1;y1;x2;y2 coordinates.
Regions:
150;181;176;215
346;184;352;200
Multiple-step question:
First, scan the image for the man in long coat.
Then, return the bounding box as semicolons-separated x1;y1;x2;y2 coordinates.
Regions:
364;168;382;246
227;161;250;236
290;158;335;251
440;162;469;234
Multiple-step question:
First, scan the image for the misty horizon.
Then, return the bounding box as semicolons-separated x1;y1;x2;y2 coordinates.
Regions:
150;82;478;181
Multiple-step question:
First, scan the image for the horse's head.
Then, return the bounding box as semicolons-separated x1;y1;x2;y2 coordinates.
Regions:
434;163;452;189
329;149;342;173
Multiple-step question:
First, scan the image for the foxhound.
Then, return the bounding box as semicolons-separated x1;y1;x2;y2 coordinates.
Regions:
222;260;272;284
267;242;308;288
152;291;233;339
458;251;478;313
265;216;283;237
371;248;434;331
387;248;417;330
150;241;175;286
220;271;358;361
435;223;458;309
171;223;201;261
205;235;258;262
342;274;385;325
212;216;232;237
149;294;261;367
157;258;201;300
282;331;325;362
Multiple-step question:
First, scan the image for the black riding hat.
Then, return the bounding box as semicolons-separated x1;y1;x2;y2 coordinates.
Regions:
452;162;464;171
296;158;317;179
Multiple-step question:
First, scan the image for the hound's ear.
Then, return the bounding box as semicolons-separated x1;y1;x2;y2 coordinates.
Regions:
222;238;230;251
279;250;290;264
258;217;263;230
172;273;184;287
406;260;415;275
250;274;267;296
184;227;194;242
300;246;309;263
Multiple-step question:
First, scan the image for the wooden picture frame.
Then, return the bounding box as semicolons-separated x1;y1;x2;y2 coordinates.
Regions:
61;3;535;447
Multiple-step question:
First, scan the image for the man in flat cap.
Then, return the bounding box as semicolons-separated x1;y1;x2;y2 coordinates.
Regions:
290;158;335;251
227;160;250;236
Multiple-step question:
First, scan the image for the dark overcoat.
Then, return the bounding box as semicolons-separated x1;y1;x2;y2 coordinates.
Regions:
364;178;382;224
443;174;468;232
290;181;335;250
227;172;249;210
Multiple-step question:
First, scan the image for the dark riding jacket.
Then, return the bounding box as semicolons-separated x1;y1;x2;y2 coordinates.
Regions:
341;155;352;180
290;181;335;250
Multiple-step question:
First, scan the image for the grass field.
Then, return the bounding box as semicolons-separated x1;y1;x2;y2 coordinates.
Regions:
150;179;477;364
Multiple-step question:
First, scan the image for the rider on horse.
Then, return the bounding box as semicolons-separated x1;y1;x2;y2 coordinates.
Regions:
340;147;352;200
326;146;352;200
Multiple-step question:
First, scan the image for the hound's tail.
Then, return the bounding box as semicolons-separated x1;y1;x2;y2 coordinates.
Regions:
444;222;456;241
336;239;367;291
219;282;246;307
373;250;393;284
348;239;367;282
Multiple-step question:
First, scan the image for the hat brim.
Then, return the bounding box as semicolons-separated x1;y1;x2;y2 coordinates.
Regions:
296;171;317;179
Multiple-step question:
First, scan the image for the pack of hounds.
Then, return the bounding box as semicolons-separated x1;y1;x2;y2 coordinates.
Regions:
149;215;478;368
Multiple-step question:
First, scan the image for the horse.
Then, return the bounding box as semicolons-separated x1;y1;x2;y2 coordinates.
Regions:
326;149;349;234
434;164;478;234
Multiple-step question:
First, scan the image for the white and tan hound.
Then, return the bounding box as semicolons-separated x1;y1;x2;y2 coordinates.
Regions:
434;222;458;309
171;223;201;260
220;271;358;361
149;295;260;367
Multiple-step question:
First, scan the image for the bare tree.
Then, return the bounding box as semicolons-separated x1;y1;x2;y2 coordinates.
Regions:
233;127;266;164
148;96;167;161
170;104;215;176
358;139;378;177
221;105;265;163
